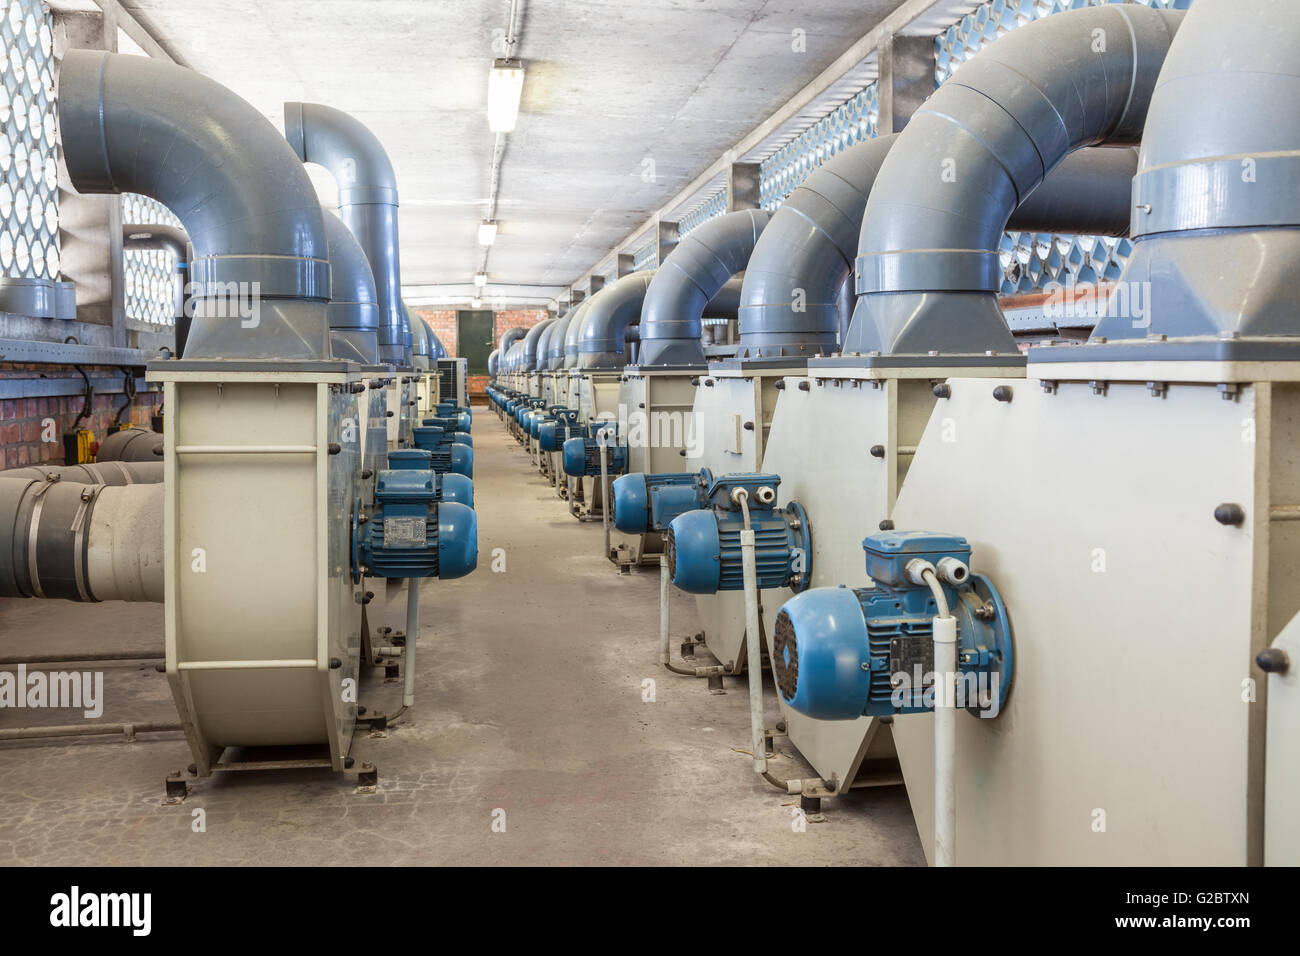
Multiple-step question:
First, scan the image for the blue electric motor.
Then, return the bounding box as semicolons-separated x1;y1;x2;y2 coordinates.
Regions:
355;456;477;581
412;425;474;477
610;469;714;535
528;405;565;440
435;401;470;424
538;408;582;453
666;473;812;595
772;531;1012;721
561;423;626;478
423;413;471;438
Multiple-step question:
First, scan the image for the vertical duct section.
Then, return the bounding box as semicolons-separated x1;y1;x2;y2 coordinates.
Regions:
640;210;769;367
850;5;1182;357
579;271;655;369
1092;0;1300;344
520;317;557;372
322;213;380;364
59;52;332;360
407;303;432;369
739;135;897;359
564;298;597;368
546;314;571;370
285;102;410;365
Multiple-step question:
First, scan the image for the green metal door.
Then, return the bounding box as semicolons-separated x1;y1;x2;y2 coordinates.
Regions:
457;310;495;376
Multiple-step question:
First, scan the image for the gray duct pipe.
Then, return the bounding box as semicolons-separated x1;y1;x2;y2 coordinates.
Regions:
122;223;192;355
488;349;499;377
285;102;409;366
535;321;558;373
429;331;447;362
0;461;163;484
408;304;431;369
546;314;571;370
740;135;1138;358
499;326;526;366
702;273;745;319
520;317;557;372
739;135;897;359
579;271;655;369
850;4;1182;357
1092;0;1300;344
0;476;163;602
323;213;380;365
640;210;770;367
59;52;332;360
563;298;598;368
95;427;164;463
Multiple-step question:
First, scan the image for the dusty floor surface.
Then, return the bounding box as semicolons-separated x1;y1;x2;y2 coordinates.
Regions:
0;409;923;866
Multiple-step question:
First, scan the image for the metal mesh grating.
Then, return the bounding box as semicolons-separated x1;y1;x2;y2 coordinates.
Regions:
0;0;58;280
122;192;183;326
631;240;657;272
937;0;1194;294
758;83;879;211
678;189;727;237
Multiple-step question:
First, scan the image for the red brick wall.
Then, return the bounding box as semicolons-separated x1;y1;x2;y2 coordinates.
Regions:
494;309;548;342
1;363;163;468
413;309;457;358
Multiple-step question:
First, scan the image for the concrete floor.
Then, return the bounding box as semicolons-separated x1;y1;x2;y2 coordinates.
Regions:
0;411;923;866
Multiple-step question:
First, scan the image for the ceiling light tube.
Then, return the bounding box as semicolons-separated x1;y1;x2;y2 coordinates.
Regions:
488;58;525;133
478;220;498;246
474;272;488;287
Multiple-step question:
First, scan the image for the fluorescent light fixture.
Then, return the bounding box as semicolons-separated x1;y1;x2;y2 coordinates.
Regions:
474;272;488;287
488;58;525;133
471;297;483;309
478;221;498;246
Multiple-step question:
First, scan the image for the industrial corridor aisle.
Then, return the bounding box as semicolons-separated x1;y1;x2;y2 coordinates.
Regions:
0;413;921;866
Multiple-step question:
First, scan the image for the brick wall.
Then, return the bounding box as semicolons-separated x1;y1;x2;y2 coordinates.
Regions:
413;309;457;358
494;309;548;343
0;363;163;468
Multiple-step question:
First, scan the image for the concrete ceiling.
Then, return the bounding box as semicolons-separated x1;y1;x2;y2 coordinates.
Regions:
118;0;908;305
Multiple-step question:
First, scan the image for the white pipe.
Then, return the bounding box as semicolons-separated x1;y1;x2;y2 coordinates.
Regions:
923;567;957;868
659;555;671;665
598;426;612;560
403;580;420;708
735;490;767;774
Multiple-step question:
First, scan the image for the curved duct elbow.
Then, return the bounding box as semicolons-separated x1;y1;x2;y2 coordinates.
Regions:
563;298;597;368
535;321;558;372
498;326;526;362
59;51;331;360
641;210;769;367
285;102;409;366
1093;0;1300;344
579;271;655;369
407;304;432;369
739;135;897;359
429;331;447;362
123;222;192;350
851;4;1182;357
323;213;380;364
488;349;499;377
520;317;557;372
546;314;571;370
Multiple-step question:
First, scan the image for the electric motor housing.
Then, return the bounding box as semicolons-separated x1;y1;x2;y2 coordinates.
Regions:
423;412;470;436
356;462;478;580
435;401;470;424
385;449;474;507
562;431;627;478
772;531;1012;721
538;408;582;453
665;473;811;596
412;426;473;477
610;469;714;535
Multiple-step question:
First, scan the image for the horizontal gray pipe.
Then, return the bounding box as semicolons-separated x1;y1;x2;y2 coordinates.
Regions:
95;427;164;464
286;102;409;366
520;317;557;372
323;212;380;365
0;476;163;602
579;271;655;369
1097;0;1300;343
60;51;332;360
851;4;1182;357
640;210;770;367
0;461;163;483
